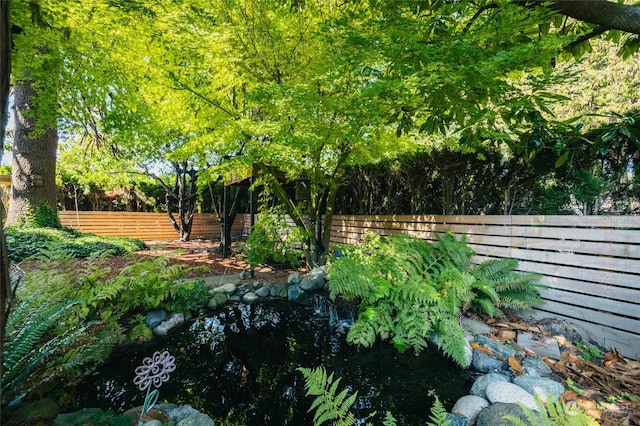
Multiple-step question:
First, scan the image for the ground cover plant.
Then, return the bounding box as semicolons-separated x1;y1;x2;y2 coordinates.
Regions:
5;225;145;263
1;228;207;418
328;232;545;366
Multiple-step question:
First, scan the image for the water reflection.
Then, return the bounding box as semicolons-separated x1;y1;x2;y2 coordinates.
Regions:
76;300;471;425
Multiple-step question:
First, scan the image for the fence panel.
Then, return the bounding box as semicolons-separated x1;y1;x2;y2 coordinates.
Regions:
58;211;246;241
330;214;640;360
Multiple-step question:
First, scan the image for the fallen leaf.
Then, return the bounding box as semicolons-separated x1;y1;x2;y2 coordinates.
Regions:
508;356;523;375
470;342;494;356
554;335;569;346
576;399;601;420
562;390;579;401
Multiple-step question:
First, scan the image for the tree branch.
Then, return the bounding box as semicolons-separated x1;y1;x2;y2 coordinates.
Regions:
531;0;640;35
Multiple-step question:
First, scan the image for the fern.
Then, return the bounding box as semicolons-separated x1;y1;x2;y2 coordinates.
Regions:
2;299;80;406
504;396;600;426
328;233;547;365
470;259;545;317
328;233;478;365
298;367;357;426
382;412;397;426
427;396;451;426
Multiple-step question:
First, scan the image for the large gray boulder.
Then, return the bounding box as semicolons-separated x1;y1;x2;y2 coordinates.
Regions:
470;372;510;399
450;395;489;424
513;375;565;402
476;402;528;426
485;382;539;411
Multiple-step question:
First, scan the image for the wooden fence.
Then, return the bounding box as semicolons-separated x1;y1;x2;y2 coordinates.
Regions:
58;211;245;241
330;215;640;360
56;211;639;359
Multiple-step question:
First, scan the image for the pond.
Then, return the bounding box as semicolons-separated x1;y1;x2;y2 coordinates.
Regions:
76;299;472;425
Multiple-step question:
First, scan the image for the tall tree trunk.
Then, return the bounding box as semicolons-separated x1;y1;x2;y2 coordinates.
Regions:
0;0;11;393
5;80;58;226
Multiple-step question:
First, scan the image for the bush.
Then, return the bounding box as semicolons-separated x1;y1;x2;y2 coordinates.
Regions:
328;233;545;365
246;207;305;268
5;226;145;263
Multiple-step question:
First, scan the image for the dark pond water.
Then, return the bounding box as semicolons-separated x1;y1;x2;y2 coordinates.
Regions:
76;299;472;425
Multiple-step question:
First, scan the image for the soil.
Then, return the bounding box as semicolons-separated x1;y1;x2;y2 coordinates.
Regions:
58;239;640;425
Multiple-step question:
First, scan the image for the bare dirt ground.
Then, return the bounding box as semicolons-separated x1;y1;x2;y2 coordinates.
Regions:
120;239;639;425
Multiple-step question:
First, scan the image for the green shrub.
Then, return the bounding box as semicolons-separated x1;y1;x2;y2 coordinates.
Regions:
5;226;145;263
328;233;544;365
165;279;211;314
246;207;305;268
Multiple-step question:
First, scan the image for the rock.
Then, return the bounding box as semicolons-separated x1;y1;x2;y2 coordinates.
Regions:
270;282;289;298
255;284;272;297
517;331;561;360
537;318;599;351
474;335;517;360
462;339;473;369
287;272;302;284
177;412;216;426
444;413;469;426
213;283;237;294
146;310;168;329
288;285;314;304
308;265;328;279
52;408;105;426
475;402;528;426
470;373;510;399
165;404;200;422
234;283;254;297
485;382;539;411
154;403;179;413
144;420;164;426
207;292;229;309
242;291;259;302
472;350;505;373
513;376;565;402
299;274;325;291
154;313;186;336
522;356;552;377
451;395;489;424
460;317;491;335
229;295;242;302
9;399;59;425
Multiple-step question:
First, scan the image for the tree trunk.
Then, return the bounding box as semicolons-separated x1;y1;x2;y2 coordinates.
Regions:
219;186;246;258
5;81;59;226
165;161;198;242
0;0;11;392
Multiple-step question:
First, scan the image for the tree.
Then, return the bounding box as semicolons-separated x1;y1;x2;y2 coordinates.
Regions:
94;0;640;265
5;80;59;225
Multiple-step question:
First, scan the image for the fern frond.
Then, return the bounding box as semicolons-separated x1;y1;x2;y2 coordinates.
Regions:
298;367;357;426
3;300;80;386
426;396;451;426
503;396;600;426
382;411;398;426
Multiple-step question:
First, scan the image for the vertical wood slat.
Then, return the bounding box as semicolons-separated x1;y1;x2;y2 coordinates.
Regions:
329;214;640;360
